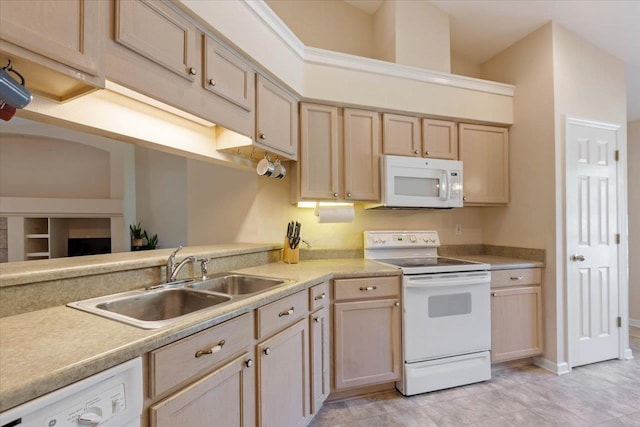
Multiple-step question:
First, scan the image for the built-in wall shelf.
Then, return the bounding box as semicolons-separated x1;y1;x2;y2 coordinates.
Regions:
6;216;117;262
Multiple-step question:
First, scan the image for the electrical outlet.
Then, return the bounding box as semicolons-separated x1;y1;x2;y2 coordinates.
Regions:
455;224;462;235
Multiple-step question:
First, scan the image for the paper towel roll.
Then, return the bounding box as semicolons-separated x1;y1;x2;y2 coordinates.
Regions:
315;205;355;223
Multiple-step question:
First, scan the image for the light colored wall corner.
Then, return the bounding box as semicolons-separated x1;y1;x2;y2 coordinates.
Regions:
628;120;640;321
265;0;374;58
135;146;188;249
451;52;481;79
479;23;558;362
394;0;450;72
373;0;396;63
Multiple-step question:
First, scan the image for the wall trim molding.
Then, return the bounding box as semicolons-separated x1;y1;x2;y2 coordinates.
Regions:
533;356;570;375
630;318;640;328
242;0;515;98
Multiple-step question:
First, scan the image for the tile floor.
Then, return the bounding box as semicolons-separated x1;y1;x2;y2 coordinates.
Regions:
310;328;640;426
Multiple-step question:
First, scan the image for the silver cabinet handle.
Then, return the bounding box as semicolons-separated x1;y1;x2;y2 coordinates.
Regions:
188;67;197;76
394;302;400;307
413;149;419;155
195;340;225;358
278;307;294;317
425;151;430;155
463;196;467;202
333;192;339;198
259;133;267;141
492;292;497;297
208;78;216;86
510;276;524;280
263;347;271;355
245;359;253;368
314;316;320;323
314;293;326;301
571;254;586;262
346;192;352;198
359;286;377;291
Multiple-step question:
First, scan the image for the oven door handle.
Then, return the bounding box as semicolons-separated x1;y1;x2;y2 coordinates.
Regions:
405;275;489;288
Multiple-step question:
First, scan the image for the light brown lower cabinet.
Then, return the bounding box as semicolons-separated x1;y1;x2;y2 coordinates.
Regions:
333;277;401;390
491;285;543;363
257;319;309;427
149;352;255;427
310;306;330;414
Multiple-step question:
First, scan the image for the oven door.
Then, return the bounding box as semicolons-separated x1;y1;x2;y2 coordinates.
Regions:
403;272;490;363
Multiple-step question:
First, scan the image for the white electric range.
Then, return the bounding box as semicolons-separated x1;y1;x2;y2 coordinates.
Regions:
364;230;492;396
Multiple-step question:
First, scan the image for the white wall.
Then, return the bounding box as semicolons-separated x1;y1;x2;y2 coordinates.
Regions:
628;120;640;324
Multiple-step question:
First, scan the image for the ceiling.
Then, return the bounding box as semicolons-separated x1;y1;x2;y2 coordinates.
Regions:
344;0;640;121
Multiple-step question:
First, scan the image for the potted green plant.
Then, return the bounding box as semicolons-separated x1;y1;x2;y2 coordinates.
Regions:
145;230;158;250
129;222;145;249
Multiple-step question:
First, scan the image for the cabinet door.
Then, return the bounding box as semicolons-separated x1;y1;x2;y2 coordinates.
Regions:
491;286;543;363
256;74;298;159
343;109;381;202
422;119;458;159
0;0;101;75
115;0;199;81
459;124;509;204
382;113;420;157
299;103;340;200
310;307;330;415
257;319;309;427
334;299;401;390
150;352;255;427
203;36;254;111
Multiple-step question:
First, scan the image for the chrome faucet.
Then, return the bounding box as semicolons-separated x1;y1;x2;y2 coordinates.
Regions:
166;246;196;282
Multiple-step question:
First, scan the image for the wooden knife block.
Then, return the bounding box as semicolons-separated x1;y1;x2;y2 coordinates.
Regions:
282;237;299;264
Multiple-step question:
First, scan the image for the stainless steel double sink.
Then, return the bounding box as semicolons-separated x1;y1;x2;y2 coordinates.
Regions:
68;273;293;329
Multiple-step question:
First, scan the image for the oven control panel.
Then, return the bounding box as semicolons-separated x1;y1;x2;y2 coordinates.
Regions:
364;231;440;248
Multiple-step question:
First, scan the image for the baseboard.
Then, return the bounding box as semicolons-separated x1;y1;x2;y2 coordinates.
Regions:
533;356;570;375
623;348;634;360
629;318;640;328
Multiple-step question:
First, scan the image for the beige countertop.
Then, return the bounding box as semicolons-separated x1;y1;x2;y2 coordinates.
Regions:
458;255;544;270
0;259;399;412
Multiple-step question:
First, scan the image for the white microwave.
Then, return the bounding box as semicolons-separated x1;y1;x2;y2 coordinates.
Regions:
366;155;463;209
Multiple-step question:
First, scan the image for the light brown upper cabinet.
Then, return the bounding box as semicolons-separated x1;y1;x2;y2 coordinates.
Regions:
422;119;458;160
296;103;340;200
203;36;254;112
459;123;509;205
382;113;421;157
295;104;380;202
106;0;254;137
343;108;381;201
255;74;299;160
382;115;457;160
0;0;103;100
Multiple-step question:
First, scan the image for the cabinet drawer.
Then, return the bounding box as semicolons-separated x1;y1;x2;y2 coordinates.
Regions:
309;281;330;311
149;313;252;398
256;291;307;340
491;268;541;289
334;276;400;301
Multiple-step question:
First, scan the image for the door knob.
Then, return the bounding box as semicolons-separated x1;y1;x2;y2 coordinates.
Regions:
570;254;586;262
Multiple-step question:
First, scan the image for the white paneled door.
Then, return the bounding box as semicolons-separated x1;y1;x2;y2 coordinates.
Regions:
566;118;621;367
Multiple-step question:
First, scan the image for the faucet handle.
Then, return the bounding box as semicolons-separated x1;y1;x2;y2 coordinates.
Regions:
199;258;210;280
170;246;183;258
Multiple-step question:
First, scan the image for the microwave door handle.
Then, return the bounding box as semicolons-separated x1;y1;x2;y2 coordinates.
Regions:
440;171;450;201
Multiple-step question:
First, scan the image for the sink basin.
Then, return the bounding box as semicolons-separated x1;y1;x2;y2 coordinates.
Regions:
68;288;231;329
189;273;290;295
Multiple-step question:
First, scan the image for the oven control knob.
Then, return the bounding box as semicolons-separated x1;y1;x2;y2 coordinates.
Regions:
409;235;417;243
380;238;386;243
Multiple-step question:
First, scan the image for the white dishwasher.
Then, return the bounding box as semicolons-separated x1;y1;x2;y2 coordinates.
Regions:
0;357;143;427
